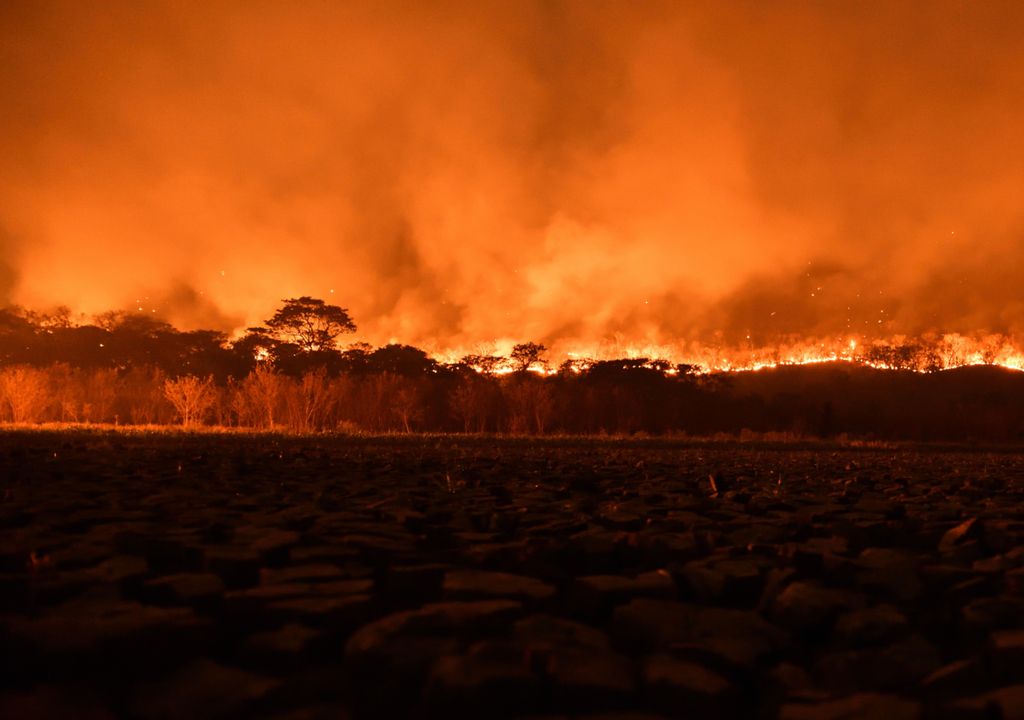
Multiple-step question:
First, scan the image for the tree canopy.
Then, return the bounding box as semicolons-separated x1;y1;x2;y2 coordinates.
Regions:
265;296;356;352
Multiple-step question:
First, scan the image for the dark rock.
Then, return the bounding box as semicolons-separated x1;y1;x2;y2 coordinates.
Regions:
513;614;612;653
769;581;862;633
243;623;323;670
856;548;923;603
570;570;676;620
377;563;448;604
547;648;636;711
205;547;262;590
833;604;909;647
443;570;556;606
611;598;788;656
940;518;984;552
0;688;115;720
129;659;278;720
988;629;1024;679
962;596;1024;634
677;558;764;607
642;654;740;718
954;685;1024;720
266;593;373;631
347;601;522;660
260;564;347;585
139;573;225;613
143;536;205;574
817;634;942;693
424;642;542;719
1006;567;1024;596
919;657;991;700
779;693;920;720
6;598;211;682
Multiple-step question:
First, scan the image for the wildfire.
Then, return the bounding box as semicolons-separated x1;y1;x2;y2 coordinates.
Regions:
435;333;1024;376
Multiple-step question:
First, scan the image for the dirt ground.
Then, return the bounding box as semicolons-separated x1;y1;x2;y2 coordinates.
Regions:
2;431;1024;719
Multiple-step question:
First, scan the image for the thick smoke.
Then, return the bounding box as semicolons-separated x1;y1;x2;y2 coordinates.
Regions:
1;1;1023;354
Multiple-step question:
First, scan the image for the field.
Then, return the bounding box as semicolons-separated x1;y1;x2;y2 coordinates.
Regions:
2;431;1024;719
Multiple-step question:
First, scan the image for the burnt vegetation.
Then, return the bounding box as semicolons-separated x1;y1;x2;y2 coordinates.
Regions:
0;300;1023;441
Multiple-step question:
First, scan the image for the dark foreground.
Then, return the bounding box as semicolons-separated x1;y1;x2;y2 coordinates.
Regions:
3;432;1024;719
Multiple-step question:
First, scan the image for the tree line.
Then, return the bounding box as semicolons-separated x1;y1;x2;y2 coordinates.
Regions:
1;298;1023;440
0;298;713;433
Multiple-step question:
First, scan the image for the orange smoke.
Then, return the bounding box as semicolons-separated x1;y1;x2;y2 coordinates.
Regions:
1;1;1024;357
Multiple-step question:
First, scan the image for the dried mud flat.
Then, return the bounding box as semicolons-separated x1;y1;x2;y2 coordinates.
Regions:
3;432;1024;720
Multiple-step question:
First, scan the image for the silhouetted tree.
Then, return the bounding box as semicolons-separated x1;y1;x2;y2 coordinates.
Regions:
510;342;547;373
366;344;437;376
460;354;503;375
265;297;356;352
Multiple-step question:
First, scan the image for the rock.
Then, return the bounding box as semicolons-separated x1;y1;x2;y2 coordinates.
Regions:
954;684;1024;720
249;528;301;569
513;614;612;652
962;596;1024;634
919;657;991;700
88;554;149;592
1006;567;1024;596
204;547;262;590
817;635;942;693
139;573;225;613
424;641;543;718
988;629;1024;679
345;598;523;712
611;599;788;656
939;518;984;552
0;687;116;720
266;592;373;630
547;647;636;711
769;581;861;633
780;693;921;720
243;623;323;670
677;558;763;607
765;662;815;698
7;597;210;681
129;659;278;720
442;570;555;606
260;564;347;585
570;570;676;620
143;536;205;574
833;604;909;647
857;548;923;603
642;654;740;718
378;563;448;604
347;601;522;659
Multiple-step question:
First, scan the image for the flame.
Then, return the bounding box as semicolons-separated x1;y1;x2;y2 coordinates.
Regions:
435;333;1024;376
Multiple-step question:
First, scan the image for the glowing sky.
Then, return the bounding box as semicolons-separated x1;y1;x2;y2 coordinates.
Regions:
2;1;1023;353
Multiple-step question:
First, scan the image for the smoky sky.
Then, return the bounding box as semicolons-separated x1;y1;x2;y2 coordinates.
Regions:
2;0;1023;353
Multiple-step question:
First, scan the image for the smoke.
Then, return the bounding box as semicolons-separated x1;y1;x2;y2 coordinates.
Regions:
2;0;1023;354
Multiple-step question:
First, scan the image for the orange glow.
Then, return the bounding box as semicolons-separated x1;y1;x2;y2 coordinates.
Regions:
2;3;1024;354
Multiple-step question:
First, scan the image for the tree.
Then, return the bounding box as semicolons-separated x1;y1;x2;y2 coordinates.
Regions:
163;375;216;427
366;344;437;375
230;365;283;428
510;342;548;373
460;354;503;375
0;366;50;423
265;297;356;352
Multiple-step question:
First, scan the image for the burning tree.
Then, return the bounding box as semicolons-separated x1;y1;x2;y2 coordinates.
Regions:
265;297;356;352
163;375;216;427
510;342;548;373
